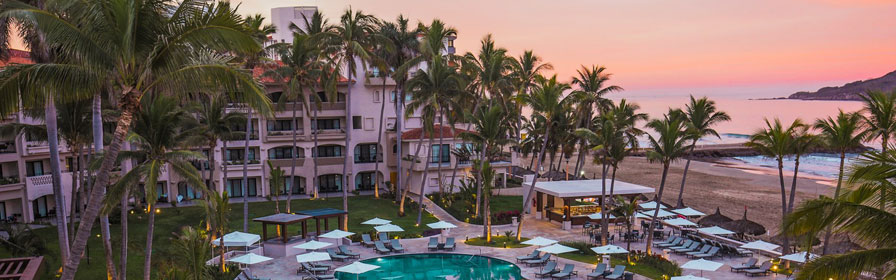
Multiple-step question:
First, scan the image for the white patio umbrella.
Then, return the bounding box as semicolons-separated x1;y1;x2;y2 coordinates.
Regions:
293;240;333;251
696;226;735;235
739;240;780;251
319;229;355;239
637;209;677;219
587;213;616;220
229;253;272;265
521;237;558;246
639;201;667;210
536;243;578;254
590;245;629;255
211;231;261;247
426;221;457;229
672;207;706;217
374;224;404;233
335;262;380;280
665;218;698;227
671;275;710;280
362;217;392;225
681;259;724;277
295;252;331;263
780;252;819;263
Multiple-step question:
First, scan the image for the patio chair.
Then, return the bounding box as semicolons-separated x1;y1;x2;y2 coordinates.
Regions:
443;237;456;251
374;241;391;254
427;237;439;251
732;244;754;257
672;242;700;254
300;262;328;275
730;258;758;272
586;263;608;279
667;240;693;251
378;232;389;241
326;248;349;262
604;265;626;280
691;247;720;259
655;236;679;247
516;250;540;263
744;261;772;276
390;239;405;253
524;253;552;266
534;261;558;278
550;264;577;279
337;245;360;259
361;234;375;247
684;245;712;256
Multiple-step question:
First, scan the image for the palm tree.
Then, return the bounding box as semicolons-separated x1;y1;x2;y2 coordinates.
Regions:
200;190;232;273
516;75;571;240
860;90;896;210
610;196;639;252
169;226;214;280
788;123;816;214
509;51;552;162
746;118;801;254
459;103;512;240
574;117;614;245
267;161;286;213
187;94;246;197
381;15;418;202
605;100;647;197
0;2;271;277
814;110;866;254
676;96;730;207
111;96;204;280
570;65;622;176
644;109;690;255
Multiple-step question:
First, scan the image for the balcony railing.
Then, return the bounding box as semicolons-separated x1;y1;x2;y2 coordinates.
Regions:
354;153;382;164
0;141;15;154
225;159;260;165
225;132;259;141
0;176;20;186
267;129;304;136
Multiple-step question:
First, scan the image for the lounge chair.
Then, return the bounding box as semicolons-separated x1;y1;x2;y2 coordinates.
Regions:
443;237;455;251
516;251;540;263
338;245;360;259
551;264;576;279
361;234;375;247
326;248;349;262
586;263;608;279
378;232;389;241
534;261;558;278
240;268;271;280
733;244;754;257
654;236;680;247
667;240;693;251
374;241;391;254
604;265;626;280
730;258;758;272
684;245;712;256
691;247;720;259
656;237;684;248
428;237;439;251
672;242;700;254
390;239;405;253
300;262;328;275
744;261;772;276
524;254;551;266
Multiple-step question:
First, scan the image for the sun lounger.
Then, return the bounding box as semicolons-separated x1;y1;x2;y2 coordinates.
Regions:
338;245;360;259
691;247;720;259
586;263;608;279
534;261;558;278
374;241;391;254
390;239;405;253
300;262;328;275
684;245;712;256
428;237;439;251
443;237;455;251
524;254;552;266
730;258;758;272
672;242;700;253
378;232;389;241
744;261;772;276
326;248;349;262
551;264;577;279
361;234;375;247
654;236;680;247
604;265;626;280
516;251;540;263
667;240;693;251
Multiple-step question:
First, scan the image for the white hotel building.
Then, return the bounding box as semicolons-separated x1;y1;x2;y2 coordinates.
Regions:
0;6;516;224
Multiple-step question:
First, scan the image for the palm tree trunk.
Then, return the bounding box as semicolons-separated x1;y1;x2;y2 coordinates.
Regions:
119;189;128;280
312;97;320;199
881;136;888;211
528;151;536;170
395;84;405;203
341;57;356;231
437;110;444;194
92;93;118;280
45;94;71;264
788;155;801;213
645;162;671;255
516;122;552;240
242;109;251;232
676;141;698;207
67;146;82;243
600;159;609;246
374;79;387;198
821;151;847;255
447;101;480;208
287;90;299;211
399;135;424;216
479;142;490;232
776;158;791;254
416;134;434;225
142;204;156;280
610;165;618;197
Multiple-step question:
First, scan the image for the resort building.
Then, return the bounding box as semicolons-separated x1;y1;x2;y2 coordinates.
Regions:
0;6;516;224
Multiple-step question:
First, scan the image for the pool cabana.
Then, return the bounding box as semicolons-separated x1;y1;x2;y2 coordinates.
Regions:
295;208;349;235
531;179;655;229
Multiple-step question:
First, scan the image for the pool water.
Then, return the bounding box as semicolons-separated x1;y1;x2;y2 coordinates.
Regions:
335;253;524;280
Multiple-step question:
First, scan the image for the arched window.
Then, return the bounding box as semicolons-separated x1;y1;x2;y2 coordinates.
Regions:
318;174;342;193
355;171;377;191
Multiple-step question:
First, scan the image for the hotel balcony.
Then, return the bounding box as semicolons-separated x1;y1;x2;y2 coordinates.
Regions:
264;129;304;142
267;157;305;169
311;129;345;140
314;156;345;166
364;72;396;86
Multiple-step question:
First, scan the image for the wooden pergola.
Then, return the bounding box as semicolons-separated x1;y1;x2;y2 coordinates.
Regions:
296;208;348;235
253;213;311;243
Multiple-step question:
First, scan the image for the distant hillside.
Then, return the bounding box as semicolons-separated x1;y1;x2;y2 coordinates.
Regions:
788;70;896;100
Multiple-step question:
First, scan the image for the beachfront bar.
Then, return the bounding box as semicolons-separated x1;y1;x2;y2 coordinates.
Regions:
531;179;655;229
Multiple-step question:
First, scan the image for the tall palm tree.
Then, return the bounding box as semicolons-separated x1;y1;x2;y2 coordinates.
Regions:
676;96;730;207
381;15;418;202
644;109;690;255
746;118;800;254
574;117;614;245
610;196;639;252
570;65;622;176
0;2;271;277
187;94;245;197
459;103;512;240
168;226;214;280
605;100;647;197
200;190;232;273
111;96;204;280
814;110;866;254
860;90;896;210
516;75;571;240
509;51;552;160
267;161;285;213
788;123;816;214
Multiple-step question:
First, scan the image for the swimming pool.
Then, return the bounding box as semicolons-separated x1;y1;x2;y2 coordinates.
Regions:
334;253;524;280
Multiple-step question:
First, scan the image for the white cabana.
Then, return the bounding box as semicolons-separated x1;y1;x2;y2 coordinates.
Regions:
521;237;558;246
534;179;655;198
292;240;333;251
229;253;272;265
319;229;355;239
672;207;706;217
591;245;628;255
587;213;616;220
532;179;654;229
780;252;819;263
665;218;698;227
671;275;710;280
361;217;391;225
697;226;735;235
374;224;404;233
295;252;331;263
212;231;261;247
639;201;667;210
536;243;579;254
740;240;780;251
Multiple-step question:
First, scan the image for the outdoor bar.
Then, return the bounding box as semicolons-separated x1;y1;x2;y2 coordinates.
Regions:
531;179;655;229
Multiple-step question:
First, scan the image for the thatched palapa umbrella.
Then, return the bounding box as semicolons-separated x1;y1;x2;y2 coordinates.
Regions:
697;207;733;227
723;208;766;236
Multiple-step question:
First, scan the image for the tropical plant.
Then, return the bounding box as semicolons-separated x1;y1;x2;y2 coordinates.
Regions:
509;51;552;154
200;190;232;273
267;161;286;213
675;96;730;207
605;99;648;197
168;226;214;280
459;103;513;239
860;90;896;210
570;65;622;175
0;224;46;257
609;196;639;252
381;15;419;203
643;109;690;255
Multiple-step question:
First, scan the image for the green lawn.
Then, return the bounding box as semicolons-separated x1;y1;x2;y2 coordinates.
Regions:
465;236;531;248
431;195;522;225
0;195;437;279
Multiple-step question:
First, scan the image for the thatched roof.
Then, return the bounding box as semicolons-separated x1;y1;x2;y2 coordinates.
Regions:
512;166;536;175
818;234;865;255
698;207;733;227
723;208;766;236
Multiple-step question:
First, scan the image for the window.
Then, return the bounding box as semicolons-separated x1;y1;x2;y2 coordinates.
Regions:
226;148;258;162
316;92;346;102
352;116;362;130
284;176;306;194
33;196;48;218
269;92;283;102
178;183;201;200
455;143;473;165
229;120;258;140
373;91;381;103
392;144;398;154
156;182;168;202
315;145;343;158
191;150;210;170
355;172;376;191
389;91;410;103
267;119;293;131
226;178;257;197
26;161;44;177
430;144;451;163
65;157;82;172
318;174;342;193
313;119;340;130
0;202;5;221
268;146;296;159
354;144;379;163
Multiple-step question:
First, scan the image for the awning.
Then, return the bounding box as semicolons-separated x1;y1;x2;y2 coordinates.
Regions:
534;179;654;198
212;231;261;247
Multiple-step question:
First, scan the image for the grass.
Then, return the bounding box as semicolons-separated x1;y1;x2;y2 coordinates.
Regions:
431;195;522;225
0;195;438;279
464;236;531;248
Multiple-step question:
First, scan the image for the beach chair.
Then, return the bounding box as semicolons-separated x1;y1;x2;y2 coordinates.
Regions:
374;241;391;254
534;261;558;278
586;263;608;279
684;245;712;256
516;251;540;263
443;237;456;251
337;245;360;259
603;265;626;280
378;232;389;241
744;261;772;276
655;237;682;248
326;248;349;262
300;262;328;275
551;264;576;279
524;254;552;266
361;234;375;247
390;239;405;253
655;236;678;246
667;240;693;251
691;247;720;259
730;258;758;272
427;237;439;251
733;245;754;257
672;242;700;254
